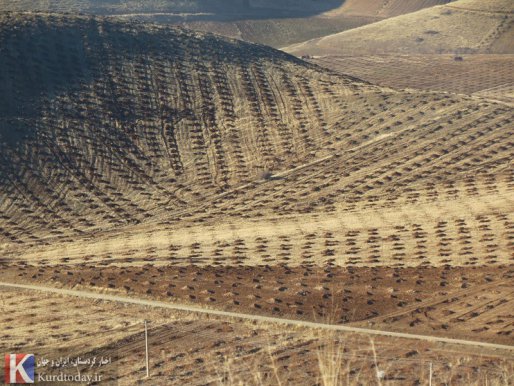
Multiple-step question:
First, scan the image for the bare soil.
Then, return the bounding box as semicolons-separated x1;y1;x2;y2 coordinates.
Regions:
2;264;512;345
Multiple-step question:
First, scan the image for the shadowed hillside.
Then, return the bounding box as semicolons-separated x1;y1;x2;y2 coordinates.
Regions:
0;12;366;245
0;1;344;18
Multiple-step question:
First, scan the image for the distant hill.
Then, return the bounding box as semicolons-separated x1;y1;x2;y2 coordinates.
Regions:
183;0;456;47
0;0;456;47
0;0;344;17
285;0;514;55
0;0;454;17
325;0;454;18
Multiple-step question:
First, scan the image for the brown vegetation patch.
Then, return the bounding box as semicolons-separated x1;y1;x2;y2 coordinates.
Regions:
2;263;513;345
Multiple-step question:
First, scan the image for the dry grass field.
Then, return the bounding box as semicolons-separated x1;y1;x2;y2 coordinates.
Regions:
176;0;454;47
1;287;512;385
0;0;456;48
324;0;454;18
285;0;514;56
311;55;514;104
0;6;513;386
178;16;378;48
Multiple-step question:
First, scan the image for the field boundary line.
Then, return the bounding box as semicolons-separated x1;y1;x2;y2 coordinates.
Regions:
1;281;513;352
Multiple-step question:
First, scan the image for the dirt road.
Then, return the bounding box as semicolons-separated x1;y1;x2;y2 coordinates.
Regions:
1;281;513;353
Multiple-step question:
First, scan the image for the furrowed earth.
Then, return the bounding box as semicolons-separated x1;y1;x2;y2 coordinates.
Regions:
0;3;513;385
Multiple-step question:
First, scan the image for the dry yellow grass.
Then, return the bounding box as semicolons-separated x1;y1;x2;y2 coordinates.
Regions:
0;0;454;48
7;287;508;385
324;0;453;18
285;0;514;56
6;182;513;268
0;10;513;386
311;54;514;105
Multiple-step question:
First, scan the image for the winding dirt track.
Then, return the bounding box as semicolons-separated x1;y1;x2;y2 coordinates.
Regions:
1;281;513;353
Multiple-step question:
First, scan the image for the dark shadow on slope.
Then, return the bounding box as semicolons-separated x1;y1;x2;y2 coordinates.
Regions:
0;13;308;145
0;0;345;21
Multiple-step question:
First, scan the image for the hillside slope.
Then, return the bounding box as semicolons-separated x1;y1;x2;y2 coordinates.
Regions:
0;1;457;48
184;0;455;47
1;12;512;250
326;0;454;18
0;0;344;16
0;0;453;17
312;55;514;105
285;0;514;55
0;12;369;246
0;12;513;352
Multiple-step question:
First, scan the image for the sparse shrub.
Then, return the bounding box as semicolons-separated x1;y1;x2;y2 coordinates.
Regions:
259;170;274;181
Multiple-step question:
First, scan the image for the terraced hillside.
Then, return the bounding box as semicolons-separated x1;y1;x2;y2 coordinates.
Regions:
2;13;512;252
0;12;513;384
285;0;514;55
